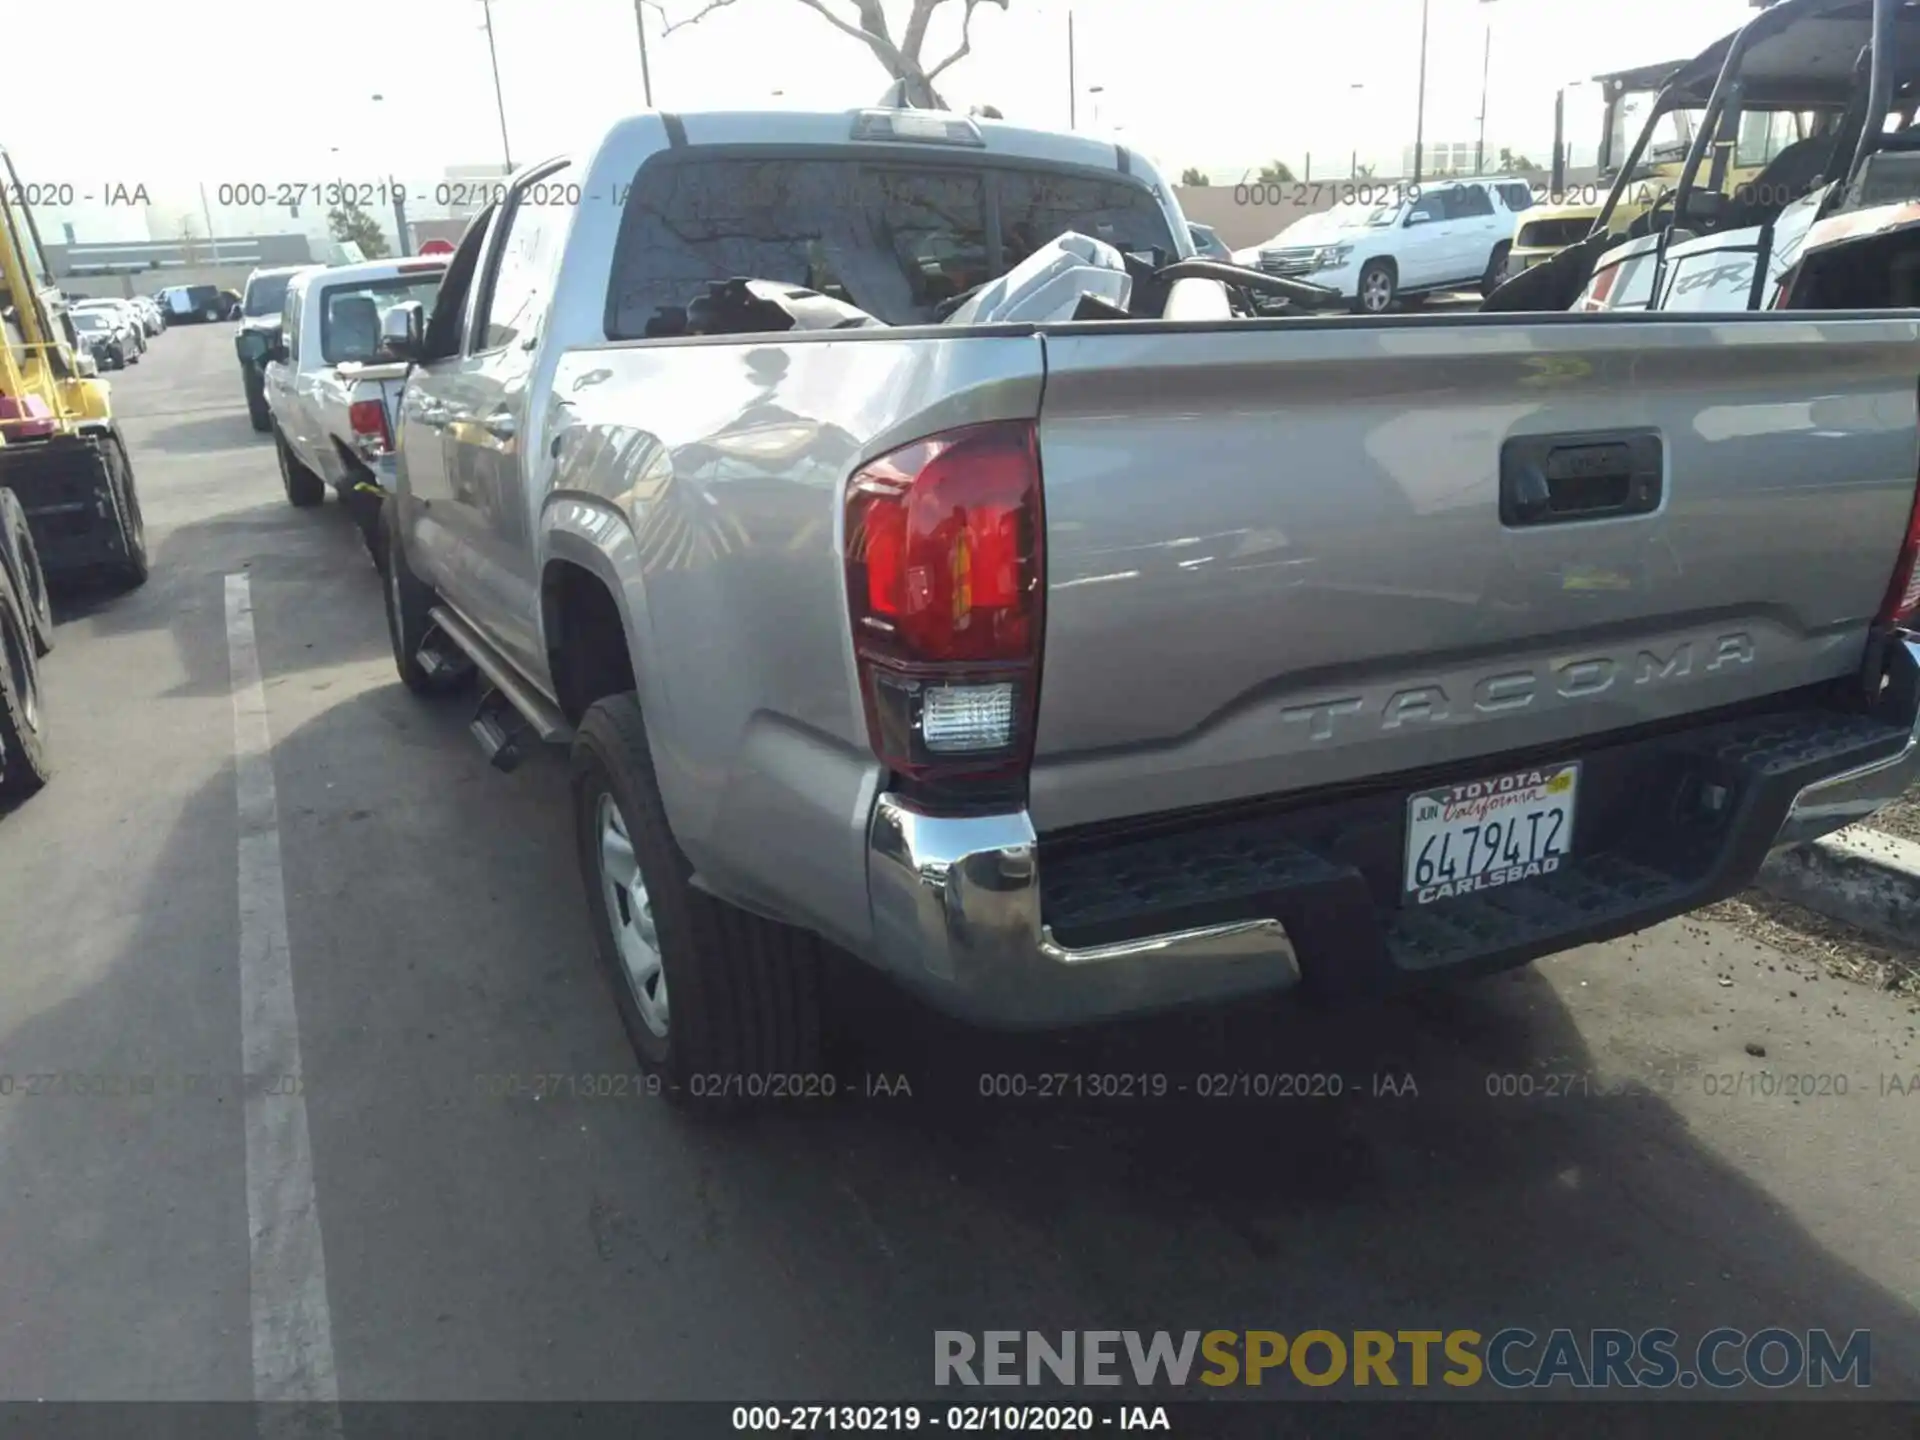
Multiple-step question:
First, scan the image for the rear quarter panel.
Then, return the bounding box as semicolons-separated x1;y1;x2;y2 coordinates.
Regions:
543;331;1045;947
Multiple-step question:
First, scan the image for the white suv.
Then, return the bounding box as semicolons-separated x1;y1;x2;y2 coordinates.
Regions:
1254;178;1535;313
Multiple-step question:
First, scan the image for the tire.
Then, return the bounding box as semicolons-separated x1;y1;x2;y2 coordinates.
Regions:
379;495;469;696
1482;242;1512;297
202;304;221;322
0;491;54;656
571;693;825;1103
244;368;271;433
275;431;324;508
102;436;149;591
1354;259;1398;314
0;569;50;801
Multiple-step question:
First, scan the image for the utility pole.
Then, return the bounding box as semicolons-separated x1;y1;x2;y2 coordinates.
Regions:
1475;1;1495;173
366;93;410;252
1412;0;1431;182
1551;87;1567;195
1067;8;1077;129
634;0;655;106
481;0;514;173
198;181;221;264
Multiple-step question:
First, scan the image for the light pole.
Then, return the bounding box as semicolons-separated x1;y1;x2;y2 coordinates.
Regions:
1475;0;1496;174
1067;8;1077;128
1088;83;1104;128
633;0;655;107
1350;82;1366;177
369;94;412;252
480;0;514;173
1412;0;1431;182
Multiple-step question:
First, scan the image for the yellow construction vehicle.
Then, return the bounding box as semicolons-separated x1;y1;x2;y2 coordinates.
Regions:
0;143;147;593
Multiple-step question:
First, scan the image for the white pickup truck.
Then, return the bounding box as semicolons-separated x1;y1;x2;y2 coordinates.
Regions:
260;256;445;551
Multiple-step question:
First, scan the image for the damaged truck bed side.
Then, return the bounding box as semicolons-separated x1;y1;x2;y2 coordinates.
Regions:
379;106;1920;1096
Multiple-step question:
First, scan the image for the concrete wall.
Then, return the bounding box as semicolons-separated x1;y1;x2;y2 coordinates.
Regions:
60;263;267;299
49;233;316;277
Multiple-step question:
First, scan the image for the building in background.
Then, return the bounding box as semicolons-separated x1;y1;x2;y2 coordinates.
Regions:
29;197;151;248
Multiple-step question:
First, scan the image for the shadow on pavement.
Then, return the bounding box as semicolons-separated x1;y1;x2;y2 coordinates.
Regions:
140;411;274;458
9;658;1896;1405
49;491;380;701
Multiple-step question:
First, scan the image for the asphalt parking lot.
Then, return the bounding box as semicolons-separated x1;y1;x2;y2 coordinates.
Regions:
1;323;1918;1413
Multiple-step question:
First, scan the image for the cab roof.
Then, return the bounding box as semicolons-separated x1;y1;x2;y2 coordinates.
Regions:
593;107;1158;186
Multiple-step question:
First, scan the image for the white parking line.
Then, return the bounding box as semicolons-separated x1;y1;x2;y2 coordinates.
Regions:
225;572;343;1433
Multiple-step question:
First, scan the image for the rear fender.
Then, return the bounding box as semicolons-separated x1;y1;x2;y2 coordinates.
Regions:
536;492;671;774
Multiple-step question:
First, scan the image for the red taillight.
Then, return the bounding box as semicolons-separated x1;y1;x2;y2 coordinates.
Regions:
844;421;1043;781
348;399;391;452
1879;480;1920;628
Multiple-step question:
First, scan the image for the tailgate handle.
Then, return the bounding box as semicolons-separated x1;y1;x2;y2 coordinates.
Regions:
1501;431;1663;527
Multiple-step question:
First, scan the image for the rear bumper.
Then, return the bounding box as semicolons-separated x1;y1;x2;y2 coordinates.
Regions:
866;639;1920;1028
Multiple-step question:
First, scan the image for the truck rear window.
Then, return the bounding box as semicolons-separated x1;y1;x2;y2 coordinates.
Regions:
319;276;443;364
605;155;1175;338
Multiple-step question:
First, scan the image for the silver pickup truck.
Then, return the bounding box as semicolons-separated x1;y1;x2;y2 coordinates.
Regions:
376;105;1920;1101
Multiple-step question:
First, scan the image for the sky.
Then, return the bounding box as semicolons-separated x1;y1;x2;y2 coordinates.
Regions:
1;0;1767;224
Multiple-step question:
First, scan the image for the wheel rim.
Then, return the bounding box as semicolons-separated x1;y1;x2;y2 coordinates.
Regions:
595;792;668;1038
2;606;37;735
1363;271;1393;311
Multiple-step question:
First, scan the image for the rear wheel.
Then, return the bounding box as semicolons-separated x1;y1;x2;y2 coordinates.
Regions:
0;569;50;801
202;304;221;322
1;491;53;656
275;431;324;508
102;436;148;591
243;369;271;433
572;694;825;1104
1355;259;1398;314
1482;242;1512;297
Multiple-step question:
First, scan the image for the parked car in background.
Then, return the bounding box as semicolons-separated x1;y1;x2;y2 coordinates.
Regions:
132;296;164;335
67;308;126;369
1251;177;1535;311
156;284;240;323
235;265;314;433
262;256;445;555
70;300;144;361
1188;222;1233;261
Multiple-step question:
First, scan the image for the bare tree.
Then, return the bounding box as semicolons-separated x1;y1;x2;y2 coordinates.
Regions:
646;0;1009;109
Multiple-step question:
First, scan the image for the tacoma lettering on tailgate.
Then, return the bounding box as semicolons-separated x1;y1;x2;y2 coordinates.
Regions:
1280;632;1755;743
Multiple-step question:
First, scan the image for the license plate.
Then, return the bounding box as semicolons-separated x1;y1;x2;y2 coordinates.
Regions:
1403;763;1579;905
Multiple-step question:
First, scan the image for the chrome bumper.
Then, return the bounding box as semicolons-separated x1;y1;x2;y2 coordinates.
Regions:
866;798;1301;1028
1773;636;1920;849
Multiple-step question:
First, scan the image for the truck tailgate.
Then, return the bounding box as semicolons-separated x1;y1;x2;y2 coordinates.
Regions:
334;361;410;435
1029;316;1920;834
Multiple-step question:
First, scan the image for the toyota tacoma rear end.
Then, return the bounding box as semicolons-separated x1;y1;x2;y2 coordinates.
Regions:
377;105;1920;1104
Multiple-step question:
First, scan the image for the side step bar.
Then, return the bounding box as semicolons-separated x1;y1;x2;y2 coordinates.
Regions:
426;604;574;745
